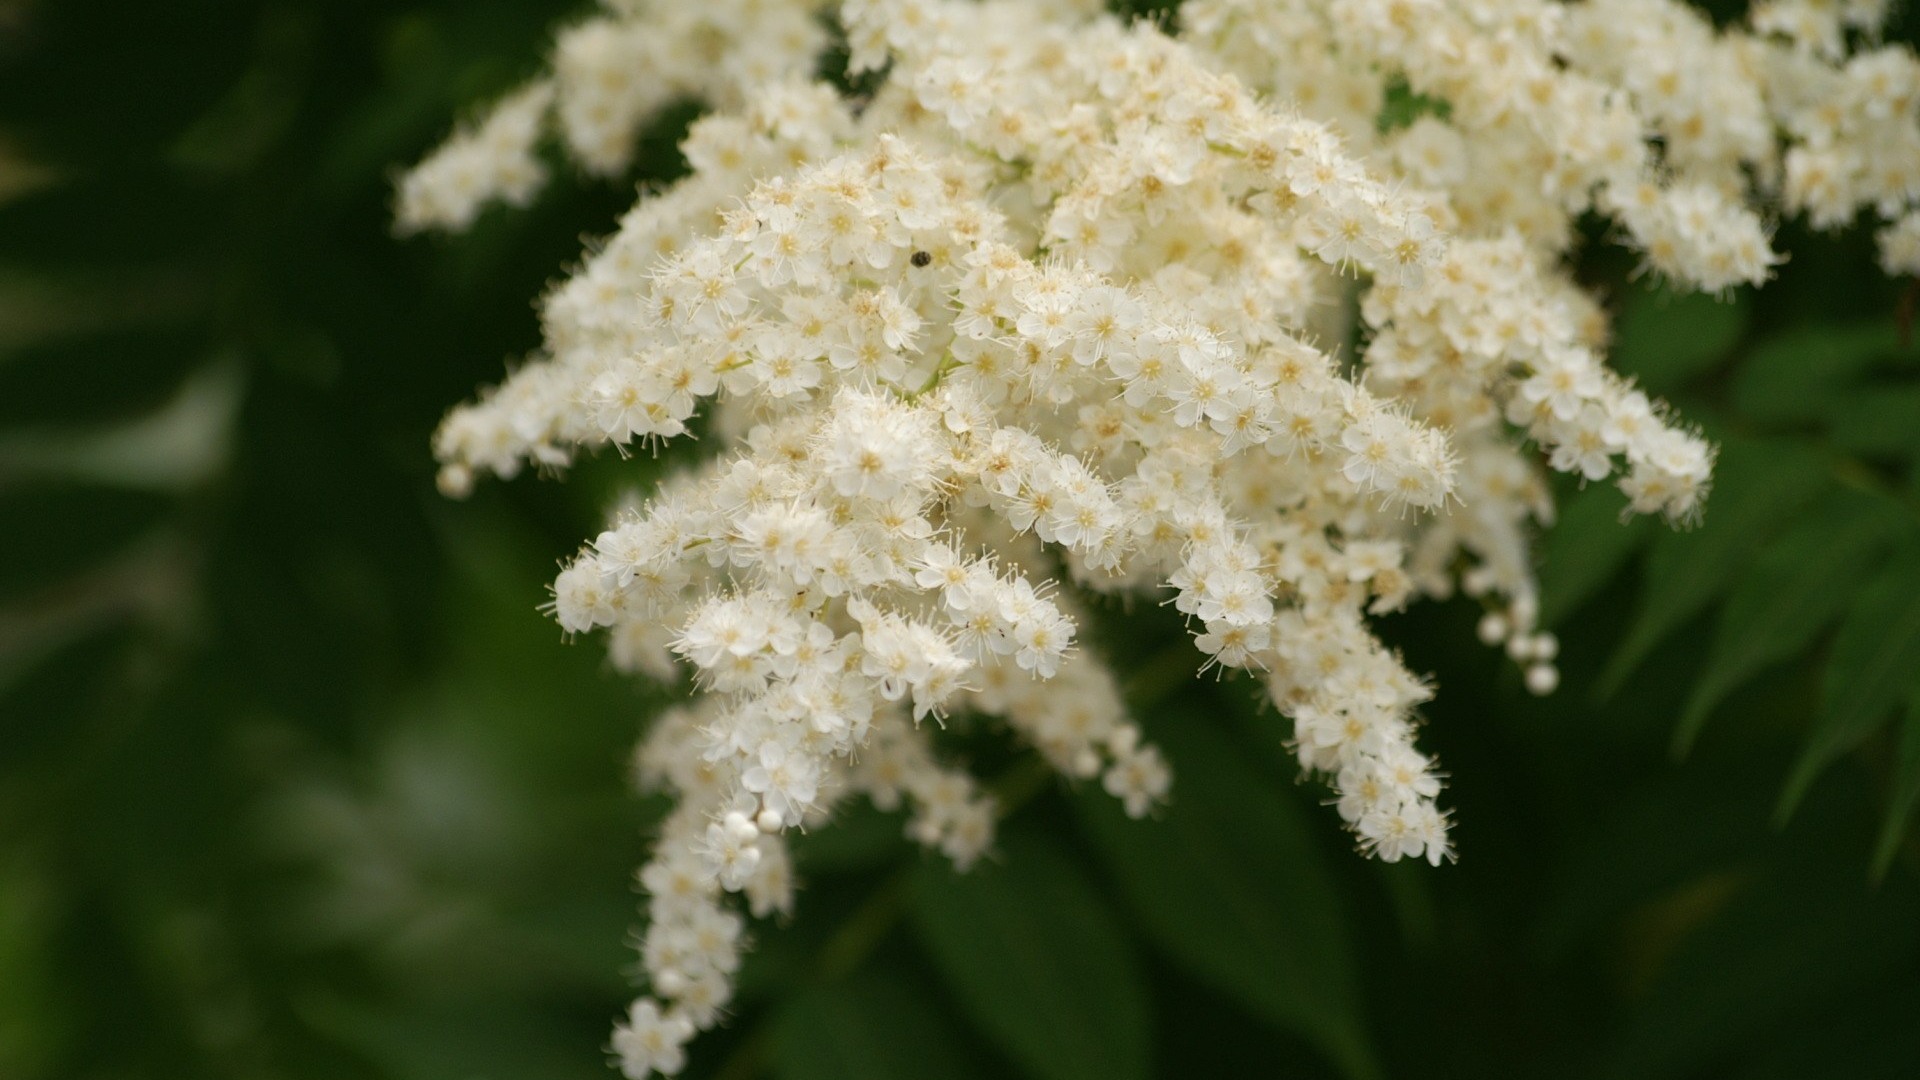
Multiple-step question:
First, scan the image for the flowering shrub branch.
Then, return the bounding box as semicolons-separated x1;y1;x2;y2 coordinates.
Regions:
397;0;1920;1074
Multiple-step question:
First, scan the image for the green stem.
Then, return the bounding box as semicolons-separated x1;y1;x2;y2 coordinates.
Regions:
902;352;962;401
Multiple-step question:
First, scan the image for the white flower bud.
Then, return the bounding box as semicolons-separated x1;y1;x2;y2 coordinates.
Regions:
1531;634;1560;663
724;811;759;844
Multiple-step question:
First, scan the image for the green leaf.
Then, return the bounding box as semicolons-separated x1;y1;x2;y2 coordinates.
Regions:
298;995;605;1080
1732;323;1903;427
1532;774;1770;963
772;966;981;1080
910;826;1149;1080
1823;383;1920;460
0;482;174;604
1375;78;1451;132
1073;706;1377;1080
1611;284;1748;394
790;800;909;875
1539;482;1653;628
0;856;63;1078
1606;851;1920;1080
1736;971;1920;1080
1871;695;1920;880
1598;438;1830;697
1673;491;1899;754
0;324;206;428
1779;551;1920;823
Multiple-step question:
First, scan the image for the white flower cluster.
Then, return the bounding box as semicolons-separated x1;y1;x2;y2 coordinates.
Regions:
395;80;554;235
1183;0;1920;292
395;0;830;234
399;0;1920;1074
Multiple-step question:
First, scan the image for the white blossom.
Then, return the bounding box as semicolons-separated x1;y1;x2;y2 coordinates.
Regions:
401;0;1920;1070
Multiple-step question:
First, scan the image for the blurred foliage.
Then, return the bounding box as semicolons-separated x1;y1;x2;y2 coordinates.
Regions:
2;2;1919;1079
1552;232;1920;878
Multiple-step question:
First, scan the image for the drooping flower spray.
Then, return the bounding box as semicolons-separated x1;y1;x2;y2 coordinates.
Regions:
400;1;1920;1073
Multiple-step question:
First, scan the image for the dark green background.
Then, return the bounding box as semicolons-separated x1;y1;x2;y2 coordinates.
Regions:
3;2;1919;1078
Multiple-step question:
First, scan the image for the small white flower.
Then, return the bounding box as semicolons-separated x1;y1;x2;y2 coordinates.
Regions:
611;999;695;1079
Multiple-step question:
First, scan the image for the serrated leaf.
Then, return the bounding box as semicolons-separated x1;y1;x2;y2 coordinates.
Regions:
1871;695;1920;880
911;826;1149;1080
1674;491;1899;754
1072;707;1377;1080
1540;482;1654;628
772;966;981;1080
1598;439;1830;697
1732;323;1902;427
1779;551;1920;823
1612;284;1748;394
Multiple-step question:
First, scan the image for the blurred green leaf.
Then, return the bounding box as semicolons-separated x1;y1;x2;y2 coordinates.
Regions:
791;800;908;875
1871;695;1920;880
0;856;62;1079
0;325;206;429
1532;773;1768;963
1779;550;1920;823
167;7;314;178
0;483;174;604
1824;383;1920;459
1598;438;1829;697
1539;482;1651;628
911;826;1149;1080
1073;707;1377;1080
771;965;981;1080
1375;78;1451;132
299;993;605;1080
1612;284;1748;394
1732;323;1903;427
0;171;226;268
0;362;241;492
1737;971;1920;1080
1674;490;1899;754
1606;851;1920;1080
